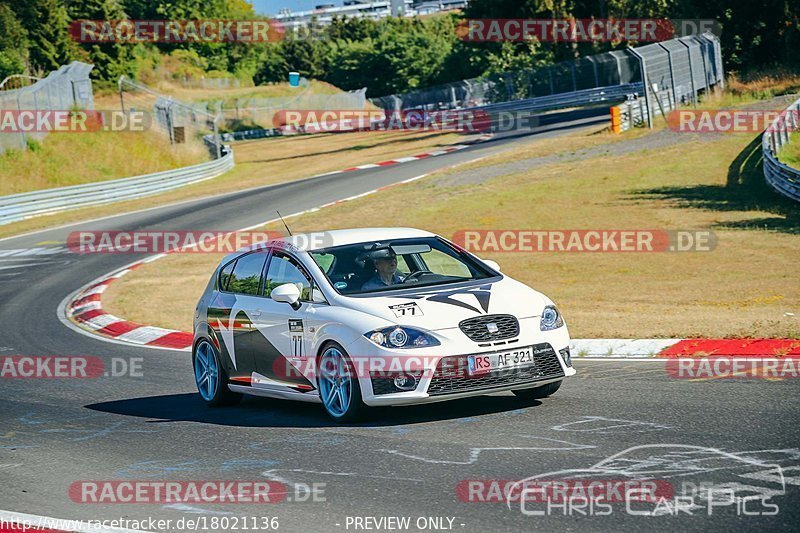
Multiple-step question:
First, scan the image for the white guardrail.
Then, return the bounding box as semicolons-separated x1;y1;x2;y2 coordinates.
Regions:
0;149;233;225
763;96;800;202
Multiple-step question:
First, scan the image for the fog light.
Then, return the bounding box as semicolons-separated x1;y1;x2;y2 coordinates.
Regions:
559;347;572;367
393;374;417;391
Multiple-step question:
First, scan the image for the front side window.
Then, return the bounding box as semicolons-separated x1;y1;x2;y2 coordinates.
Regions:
227;251;267;295
264;252;313;301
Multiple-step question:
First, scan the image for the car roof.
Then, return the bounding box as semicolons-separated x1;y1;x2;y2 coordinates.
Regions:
222;228;436;264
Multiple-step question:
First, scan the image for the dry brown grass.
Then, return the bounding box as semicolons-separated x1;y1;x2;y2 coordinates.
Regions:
158;80;343;104
0;130;206;196
725;69;800;100
702;70;800;109
93;80;344;108
105;123;800;339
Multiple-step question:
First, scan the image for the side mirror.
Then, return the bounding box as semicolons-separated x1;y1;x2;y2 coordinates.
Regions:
272;283;301;310
482;259;501;273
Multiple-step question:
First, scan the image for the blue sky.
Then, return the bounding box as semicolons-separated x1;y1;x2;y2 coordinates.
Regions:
251;0;343;15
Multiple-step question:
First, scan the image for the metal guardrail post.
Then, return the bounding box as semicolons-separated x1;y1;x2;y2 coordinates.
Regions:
589;56;599;87
627;48;652;128
783;113;791;145
657;43;678;110
118;76;125;113
714;36;725;89
166;98;175;144
14;88;25;150
611;54;622;85
698;37;710;92
70;79;78;107
677;39;698;109
213;113;222;159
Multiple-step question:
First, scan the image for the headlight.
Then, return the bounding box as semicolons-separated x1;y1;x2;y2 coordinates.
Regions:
365;326;440;349
540;305;564;331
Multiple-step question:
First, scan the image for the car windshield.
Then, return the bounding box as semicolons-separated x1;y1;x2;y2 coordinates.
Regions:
309;237;496;295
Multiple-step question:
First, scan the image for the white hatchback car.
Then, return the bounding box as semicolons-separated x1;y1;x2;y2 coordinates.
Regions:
193;228;574;421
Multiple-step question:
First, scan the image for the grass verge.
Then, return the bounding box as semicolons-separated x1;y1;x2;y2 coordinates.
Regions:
0;131;206;196
93;80;343;107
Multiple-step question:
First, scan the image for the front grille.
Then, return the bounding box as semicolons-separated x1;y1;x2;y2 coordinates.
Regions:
459;314;519;342
426;343;564;397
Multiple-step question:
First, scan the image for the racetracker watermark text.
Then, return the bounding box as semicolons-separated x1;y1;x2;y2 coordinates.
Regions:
69;20;285;43
70;480;287;504
452;230;717;253
270;354;552;382
273;109;491;133
66;231;339;254
666;356;800;379
0;110;150;133
667;110;800;133
458;479;673;503
0;356;142;379
457;18;720;42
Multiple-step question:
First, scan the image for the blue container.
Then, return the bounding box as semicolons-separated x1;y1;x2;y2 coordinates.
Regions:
288;72;300;87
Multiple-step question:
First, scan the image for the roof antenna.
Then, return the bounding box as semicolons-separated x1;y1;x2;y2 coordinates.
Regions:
276;210;293;236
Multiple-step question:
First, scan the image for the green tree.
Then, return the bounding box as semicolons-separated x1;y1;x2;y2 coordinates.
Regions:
68;0;136;79
278;34;329;80
4;0;75;74
253;42;288;84
323;38;379;91
0;3;28;79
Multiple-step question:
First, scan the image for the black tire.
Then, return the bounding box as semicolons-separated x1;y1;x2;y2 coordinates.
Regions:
317;342;368;423
193;339;242;407
512;380;562;400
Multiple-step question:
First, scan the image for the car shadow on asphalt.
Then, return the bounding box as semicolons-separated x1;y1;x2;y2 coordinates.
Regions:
85;392;542;428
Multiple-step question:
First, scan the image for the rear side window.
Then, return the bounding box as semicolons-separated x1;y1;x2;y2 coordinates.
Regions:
227;251;268;295
218;260;236;291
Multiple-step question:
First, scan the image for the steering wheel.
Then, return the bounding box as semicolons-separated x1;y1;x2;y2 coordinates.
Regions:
402;269;433;283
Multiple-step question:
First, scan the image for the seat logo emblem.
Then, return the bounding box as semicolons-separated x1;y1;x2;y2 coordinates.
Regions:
486;323;499;333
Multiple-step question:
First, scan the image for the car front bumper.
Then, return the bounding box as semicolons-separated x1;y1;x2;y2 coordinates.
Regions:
344;318;574;407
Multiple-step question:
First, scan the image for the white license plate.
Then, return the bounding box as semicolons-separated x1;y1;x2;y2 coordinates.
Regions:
468;347;535;375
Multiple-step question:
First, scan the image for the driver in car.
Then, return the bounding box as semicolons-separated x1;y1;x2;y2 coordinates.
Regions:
361;249;404;291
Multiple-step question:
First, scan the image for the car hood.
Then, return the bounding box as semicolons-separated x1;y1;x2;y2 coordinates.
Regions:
334;277;549;331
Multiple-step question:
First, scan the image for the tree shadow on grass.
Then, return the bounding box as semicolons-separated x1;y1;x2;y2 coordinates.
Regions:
633;134;800;234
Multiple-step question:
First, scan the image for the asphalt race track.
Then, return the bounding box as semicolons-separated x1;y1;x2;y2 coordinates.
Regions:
1;108;798;532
